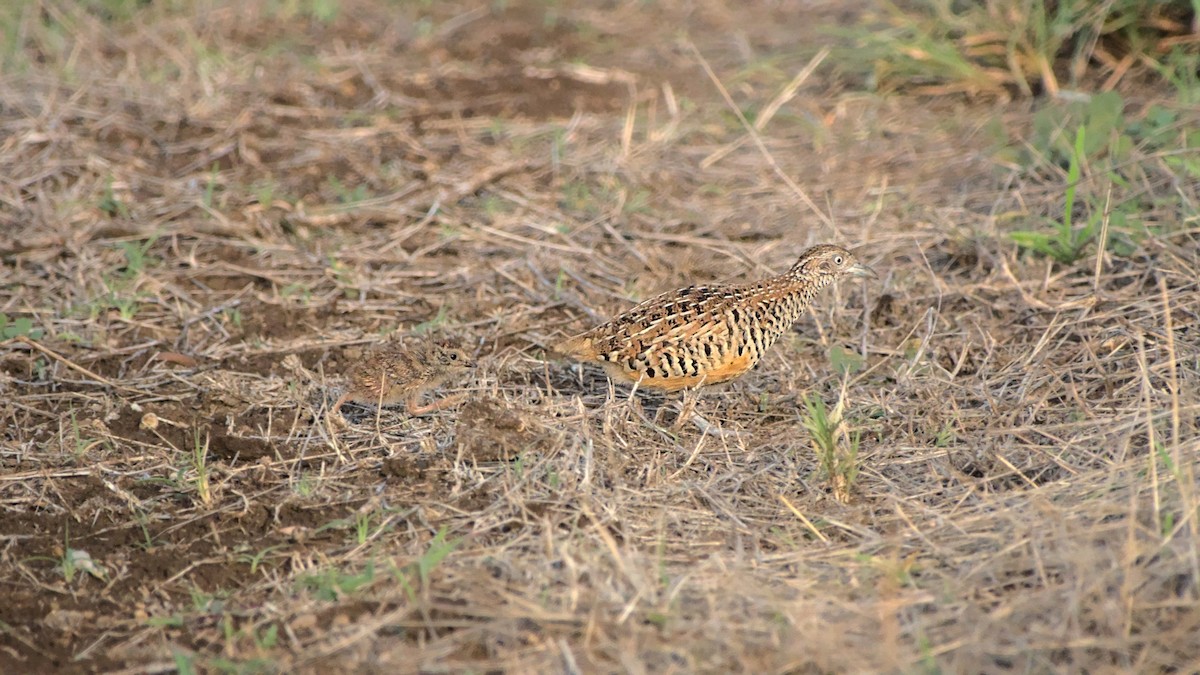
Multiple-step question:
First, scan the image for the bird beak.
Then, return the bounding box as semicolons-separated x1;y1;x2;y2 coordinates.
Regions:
848;262;878;280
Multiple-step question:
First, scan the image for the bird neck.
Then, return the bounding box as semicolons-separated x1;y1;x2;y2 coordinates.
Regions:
780;268;832;303
746;270;833;325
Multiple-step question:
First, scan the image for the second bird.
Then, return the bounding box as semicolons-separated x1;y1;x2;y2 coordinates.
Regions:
554;244;876;392
332;341;473;420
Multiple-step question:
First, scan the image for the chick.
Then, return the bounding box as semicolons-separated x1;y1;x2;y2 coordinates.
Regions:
331;341;472;420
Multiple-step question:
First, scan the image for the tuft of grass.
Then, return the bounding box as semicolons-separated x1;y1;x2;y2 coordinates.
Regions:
292;471;317;497
63;410;106;461
98;178;127;217
55;528;107;584
190;429;213;507
838;0;1199;97
202;164;221;210
415;527;459;587
1004;91;1199;262
221;307;244;330
237;545;284;576
353;510;374;545
173;651;198;675
70;234;162;323
934;421;956;448
116;234;161;279
1010;126;1094;263
1153;49;1200;104
325;254;359;296
191;588;226;614
389;526;462;600
297;560;377;601
326;174;370;204
560;179;596;214
800;392;860;502
252;180;280;208
279;282;314;304
268;0;342;23
411;305;450;334
208;616;279;675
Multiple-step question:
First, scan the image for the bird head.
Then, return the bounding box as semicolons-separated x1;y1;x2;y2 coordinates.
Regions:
788;244;877;283
432;344;474;371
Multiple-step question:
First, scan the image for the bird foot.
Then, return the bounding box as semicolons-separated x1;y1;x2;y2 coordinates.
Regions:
688;411;739;438
406;392;469;416
328;392;352;428
671;400;738;438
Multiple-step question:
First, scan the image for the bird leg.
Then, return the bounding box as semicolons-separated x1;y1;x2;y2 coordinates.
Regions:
405;391;468;416
671;387;701;432
329;390;353;427
671;390;738;438
688;408;732;437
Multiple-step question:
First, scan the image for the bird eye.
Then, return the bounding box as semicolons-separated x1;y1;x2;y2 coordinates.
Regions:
834;255;844;265
449;353;458;360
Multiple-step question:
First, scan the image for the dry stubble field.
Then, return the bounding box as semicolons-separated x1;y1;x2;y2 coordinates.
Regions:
1;1;1199;672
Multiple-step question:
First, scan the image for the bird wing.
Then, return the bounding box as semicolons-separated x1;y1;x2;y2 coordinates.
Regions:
581;284;744;364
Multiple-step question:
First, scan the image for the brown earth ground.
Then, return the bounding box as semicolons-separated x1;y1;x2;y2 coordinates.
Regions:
1;1;1198;672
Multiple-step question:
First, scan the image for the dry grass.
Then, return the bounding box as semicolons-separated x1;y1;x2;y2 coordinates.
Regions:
1;1;1198;673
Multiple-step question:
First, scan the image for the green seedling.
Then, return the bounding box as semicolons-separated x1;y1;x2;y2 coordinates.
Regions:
801;393;860;501
1011;126;1097;263
0;313;43;340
